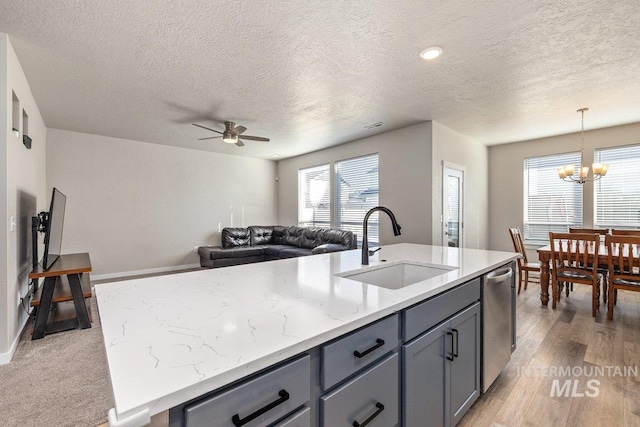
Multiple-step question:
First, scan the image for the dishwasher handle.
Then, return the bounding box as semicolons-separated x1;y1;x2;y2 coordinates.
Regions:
486;267;513;284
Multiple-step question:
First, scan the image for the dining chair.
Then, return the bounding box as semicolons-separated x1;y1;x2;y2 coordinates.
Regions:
508;227;541;294
549;232;601;317
611;229;640;236
569;228;610;301
605;234;640;320
569;228;610;236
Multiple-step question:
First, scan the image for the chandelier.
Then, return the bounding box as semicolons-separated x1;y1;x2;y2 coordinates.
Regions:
557;108;608;183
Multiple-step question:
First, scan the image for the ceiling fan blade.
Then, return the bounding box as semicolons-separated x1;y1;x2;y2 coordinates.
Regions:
235;125;247;135
241;135;270;142
198;136;222;140
193;123;223;134
235;140;245;147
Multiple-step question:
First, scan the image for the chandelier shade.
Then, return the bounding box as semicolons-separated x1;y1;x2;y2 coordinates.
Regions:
558;108;608;184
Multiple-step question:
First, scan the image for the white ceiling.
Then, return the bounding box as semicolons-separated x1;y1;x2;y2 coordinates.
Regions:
1;1;640;159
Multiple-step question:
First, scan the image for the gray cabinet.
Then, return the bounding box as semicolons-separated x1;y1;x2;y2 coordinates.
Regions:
321;314;399;390
183;355;310;427
320;352;399;427
402;303;480;427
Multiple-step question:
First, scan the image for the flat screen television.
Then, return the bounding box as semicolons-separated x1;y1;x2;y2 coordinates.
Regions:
42;188;66;270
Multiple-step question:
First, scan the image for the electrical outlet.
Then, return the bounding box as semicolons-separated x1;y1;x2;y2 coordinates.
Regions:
193;246;199;254
17;291;21;306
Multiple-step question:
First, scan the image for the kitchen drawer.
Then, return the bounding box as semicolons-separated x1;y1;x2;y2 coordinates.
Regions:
321;314;399;390
320;352;399;427
403;278;480;342
184;355;310;427
272;406;310;427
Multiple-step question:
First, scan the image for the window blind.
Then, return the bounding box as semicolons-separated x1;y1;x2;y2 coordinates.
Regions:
595;144;640;229
523;153;583;243
298;164;331;227
335;154;379;245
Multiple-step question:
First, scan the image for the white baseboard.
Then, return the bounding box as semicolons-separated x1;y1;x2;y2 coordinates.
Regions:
91;263;201;282
0;313;30;365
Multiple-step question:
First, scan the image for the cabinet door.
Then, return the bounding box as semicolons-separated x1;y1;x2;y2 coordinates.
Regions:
402;321;450;427
449;303;480;426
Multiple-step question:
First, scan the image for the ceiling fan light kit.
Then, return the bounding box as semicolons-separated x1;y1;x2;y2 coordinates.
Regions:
193;121;270;147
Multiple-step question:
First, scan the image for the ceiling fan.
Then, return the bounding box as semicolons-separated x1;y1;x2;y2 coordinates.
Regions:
192;121;270;147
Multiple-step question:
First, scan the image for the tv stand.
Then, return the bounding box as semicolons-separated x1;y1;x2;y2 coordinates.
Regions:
28;253;92;340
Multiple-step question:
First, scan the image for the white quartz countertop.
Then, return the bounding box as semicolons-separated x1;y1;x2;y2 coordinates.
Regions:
96;243;518;423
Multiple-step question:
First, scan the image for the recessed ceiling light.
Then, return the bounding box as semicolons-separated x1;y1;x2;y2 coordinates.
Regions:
420;46;443;60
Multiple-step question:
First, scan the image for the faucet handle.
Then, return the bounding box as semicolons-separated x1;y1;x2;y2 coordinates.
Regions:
368;247;381;256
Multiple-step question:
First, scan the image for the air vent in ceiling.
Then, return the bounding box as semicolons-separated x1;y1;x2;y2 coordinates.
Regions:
365;122;385;129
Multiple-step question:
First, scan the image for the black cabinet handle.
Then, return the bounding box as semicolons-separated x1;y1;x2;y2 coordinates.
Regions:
452;329;459;358
353;338;385;358
446;332;454;361
353;402;385;427
231;389;289;427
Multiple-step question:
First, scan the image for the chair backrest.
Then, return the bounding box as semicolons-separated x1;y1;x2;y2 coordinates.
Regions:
569;228;609;236
611;229;640;236
508;227;527;263
605;234;640;283
549;232;600;285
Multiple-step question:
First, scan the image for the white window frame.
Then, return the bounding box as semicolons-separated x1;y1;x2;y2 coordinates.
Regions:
523;152;583;244
298;164;331;228
334;154;379;245
594;144;640;230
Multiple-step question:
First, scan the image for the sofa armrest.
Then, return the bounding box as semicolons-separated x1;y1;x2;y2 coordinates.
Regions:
311;244;350;254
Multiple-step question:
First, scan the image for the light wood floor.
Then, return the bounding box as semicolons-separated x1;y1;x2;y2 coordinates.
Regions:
460;280;640;427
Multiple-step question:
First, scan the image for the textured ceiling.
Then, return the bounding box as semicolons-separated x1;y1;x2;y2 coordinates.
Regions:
1;0;640;159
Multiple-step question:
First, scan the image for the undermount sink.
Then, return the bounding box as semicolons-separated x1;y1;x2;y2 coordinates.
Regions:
337;261;456;290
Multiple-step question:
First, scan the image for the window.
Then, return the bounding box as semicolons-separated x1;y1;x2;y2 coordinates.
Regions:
335;154;379;244
595;144;640;229
298;164;331;227
523;153;583;243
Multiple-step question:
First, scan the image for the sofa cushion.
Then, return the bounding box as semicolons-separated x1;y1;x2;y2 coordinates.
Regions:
272;226;287;245
301;227;325;249
222;227;250;248
279;247;313;258
208;246;264;259
311;244;350;254
249;226;274;246
324;228;357;248
283;226;305;247
262;245;295;257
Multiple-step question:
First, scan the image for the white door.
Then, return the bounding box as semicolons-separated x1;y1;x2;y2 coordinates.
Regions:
443;164;465;248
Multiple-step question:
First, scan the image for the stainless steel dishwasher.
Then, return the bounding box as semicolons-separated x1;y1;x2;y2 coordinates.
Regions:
482;262;516;393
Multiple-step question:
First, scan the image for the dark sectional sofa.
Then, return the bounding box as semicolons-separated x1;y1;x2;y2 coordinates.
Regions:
198;225;357;268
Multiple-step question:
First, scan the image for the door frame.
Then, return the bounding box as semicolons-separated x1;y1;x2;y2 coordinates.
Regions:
442;161;465;248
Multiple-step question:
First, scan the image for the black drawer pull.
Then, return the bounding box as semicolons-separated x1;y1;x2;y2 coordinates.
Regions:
452;329;459;358
353;402;385;427
353;338;385;358
446;332;454;361
231;389;290;427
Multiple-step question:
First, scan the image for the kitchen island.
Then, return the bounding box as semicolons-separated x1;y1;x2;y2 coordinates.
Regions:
96;243;518;427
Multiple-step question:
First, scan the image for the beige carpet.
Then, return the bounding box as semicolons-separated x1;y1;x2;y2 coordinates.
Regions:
0;297;110;427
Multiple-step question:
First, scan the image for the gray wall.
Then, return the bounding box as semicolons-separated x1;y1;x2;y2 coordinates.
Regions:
1;33;48;361
277;123;434;245
47;129;278;278
488;121;640;255
432;122;489;249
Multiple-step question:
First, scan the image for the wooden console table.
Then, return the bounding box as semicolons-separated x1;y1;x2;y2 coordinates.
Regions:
28;253;92;340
